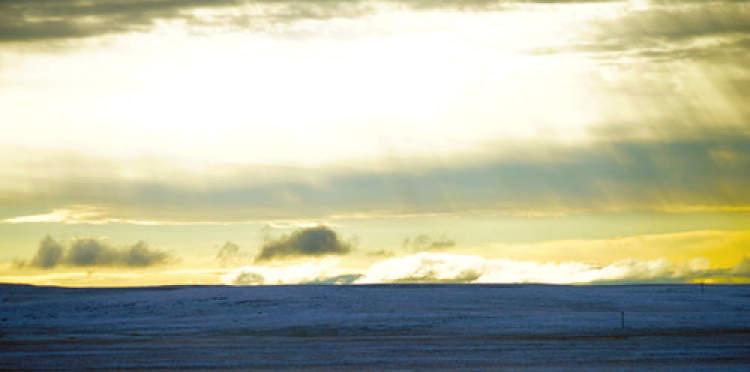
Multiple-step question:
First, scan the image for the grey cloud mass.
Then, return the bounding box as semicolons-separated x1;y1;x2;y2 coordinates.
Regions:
0;0;366;42
30;235;65;269
582;2;750;58
3;0;748;44
26;235;170;268
3;131;750;222
255;226;352;262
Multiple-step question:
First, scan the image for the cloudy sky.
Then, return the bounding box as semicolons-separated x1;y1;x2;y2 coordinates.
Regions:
1;0;749;286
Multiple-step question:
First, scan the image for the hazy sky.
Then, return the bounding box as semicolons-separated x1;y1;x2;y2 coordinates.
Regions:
1;0;749;286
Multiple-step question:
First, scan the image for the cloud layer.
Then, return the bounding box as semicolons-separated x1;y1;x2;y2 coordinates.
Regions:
358;253;750;284
1;1;749;224
3;0;750;47
26;235;170;268
3;132;749;223
0;0;506;42
224;252;750;285
255;226;352;262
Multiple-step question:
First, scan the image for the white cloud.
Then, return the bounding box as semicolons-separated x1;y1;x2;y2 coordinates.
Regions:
358;253;484;283
223;252;750;285
222;257;346;285
359;253;744;284
2;206;103;224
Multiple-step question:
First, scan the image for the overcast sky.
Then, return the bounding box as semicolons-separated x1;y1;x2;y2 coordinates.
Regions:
1;0;749;286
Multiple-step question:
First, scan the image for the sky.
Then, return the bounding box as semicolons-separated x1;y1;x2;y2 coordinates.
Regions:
1;0;749;286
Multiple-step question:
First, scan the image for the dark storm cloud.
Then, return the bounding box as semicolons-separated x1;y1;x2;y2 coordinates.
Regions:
25;236;170;268
255;226;352;262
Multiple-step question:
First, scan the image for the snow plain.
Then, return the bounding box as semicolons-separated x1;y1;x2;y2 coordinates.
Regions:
1;284;749;370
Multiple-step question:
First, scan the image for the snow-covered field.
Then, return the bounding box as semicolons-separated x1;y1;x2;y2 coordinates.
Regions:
1;284;749;370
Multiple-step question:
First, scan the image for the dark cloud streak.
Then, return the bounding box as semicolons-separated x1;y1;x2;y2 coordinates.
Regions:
3;131;750;222
0;0;372;42
5;0;743;43
0;0;237;42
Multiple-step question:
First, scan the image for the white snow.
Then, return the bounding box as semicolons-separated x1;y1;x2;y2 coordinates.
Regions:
1;284;749;370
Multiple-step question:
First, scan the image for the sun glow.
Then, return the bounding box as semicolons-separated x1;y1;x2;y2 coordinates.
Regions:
1;0;749;287
0;4;619;167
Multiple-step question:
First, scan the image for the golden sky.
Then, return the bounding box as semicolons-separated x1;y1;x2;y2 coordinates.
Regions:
1;0;749;286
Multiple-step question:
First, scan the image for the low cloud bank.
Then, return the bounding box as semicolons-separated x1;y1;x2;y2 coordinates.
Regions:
359;253;750;284
255;226;352;262
26;235;170;269
222;258;357;285
224;252;750;285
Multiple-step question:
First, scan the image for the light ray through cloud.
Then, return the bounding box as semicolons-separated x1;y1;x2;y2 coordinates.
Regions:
0;0;748;286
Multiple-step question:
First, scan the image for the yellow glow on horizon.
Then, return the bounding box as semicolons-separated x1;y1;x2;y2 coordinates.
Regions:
2;229;748;287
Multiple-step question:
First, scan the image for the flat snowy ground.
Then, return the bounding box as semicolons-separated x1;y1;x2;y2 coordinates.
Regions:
1;284;749;370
